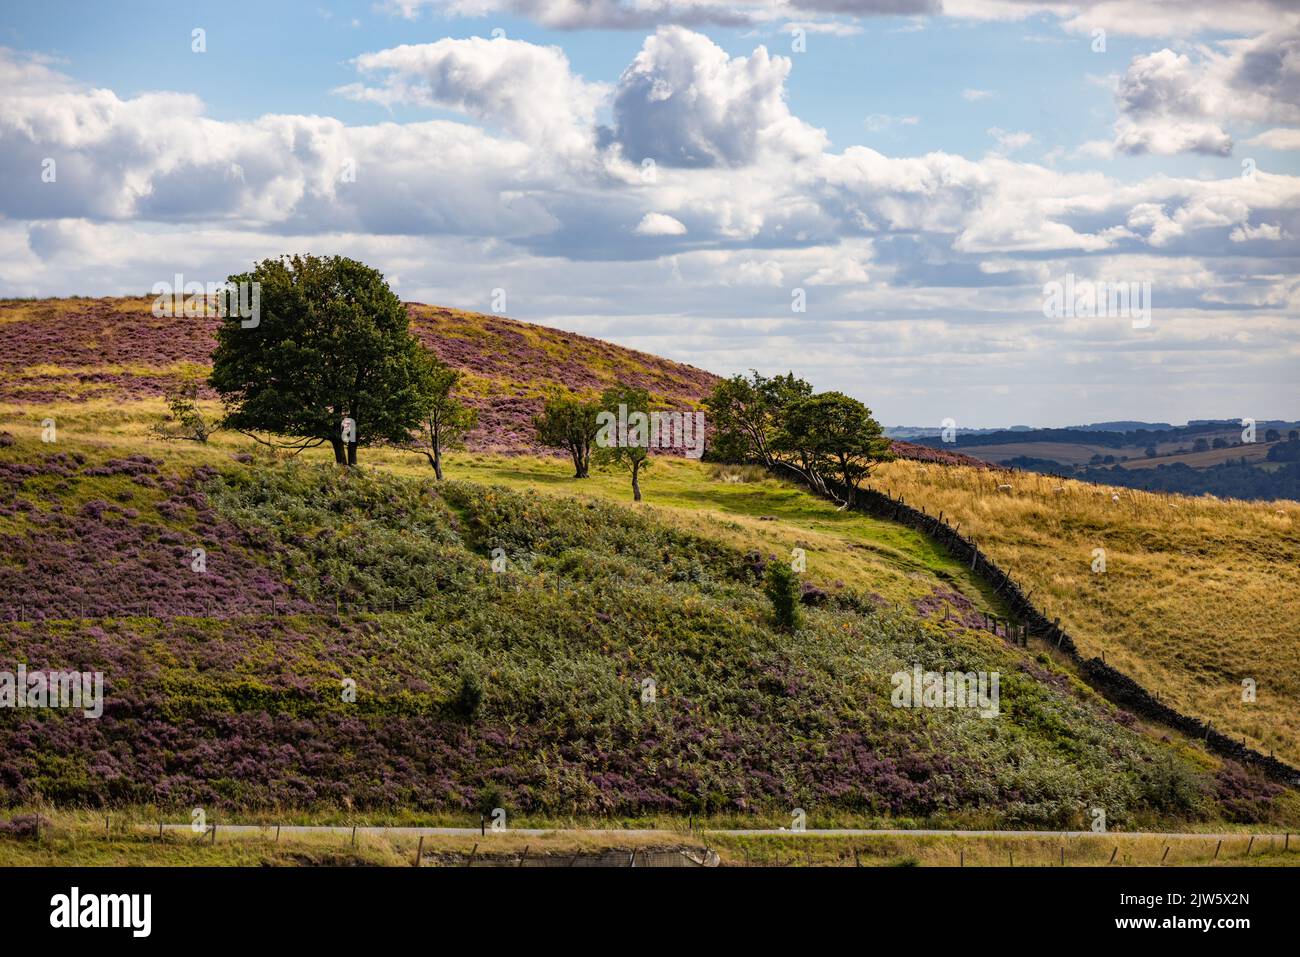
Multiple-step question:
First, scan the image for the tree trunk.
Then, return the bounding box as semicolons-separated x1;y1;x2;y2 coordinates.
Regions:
330;438;347;465
433;446;444;481
347;441;357;466
631;461;642;501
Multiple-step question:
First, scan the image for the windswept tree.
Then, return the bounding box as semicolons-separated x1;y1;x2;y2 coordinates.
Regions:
594;384;653;501
704;371;812;465
210;254;430;465
533;392;601;478
405;351;478;480
777;391;892;500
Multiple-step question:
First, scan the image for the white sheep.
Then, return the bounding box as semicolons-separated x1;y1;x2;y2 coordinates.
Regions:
996;484;1013;493
1111;493;1121;503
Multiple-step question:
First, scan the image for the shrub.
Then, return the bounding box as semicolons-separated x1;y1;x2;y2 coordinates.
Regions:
764;559;802;631
454;665;483;722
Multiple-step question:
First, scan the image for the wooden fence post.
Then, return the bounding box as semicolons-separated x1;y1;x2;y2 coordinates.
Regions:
414;835;423;867
1214;839;1221;860
1109;846;1118;864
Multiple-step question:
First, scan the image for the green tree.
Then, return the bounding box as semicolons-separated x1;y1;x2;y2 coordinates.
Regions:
703;371;812;465
152;371;214;443
533;392;601;478
776;392;892;499
594;384;653;501
210;254;429;466
405;351;478;480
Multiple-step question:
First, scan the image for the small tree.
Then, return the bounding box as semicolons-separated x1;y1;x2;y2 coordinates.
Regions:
534;393;601;478
594;384;653;501
210;254;429;466
152;372;213;443
764;559;801;631
406;351;478;480
776;392;892;500
704;371;812;465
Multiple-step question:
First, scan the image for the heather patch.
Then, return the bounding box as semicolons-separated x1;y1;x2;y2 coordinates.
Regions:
0;459;1270;827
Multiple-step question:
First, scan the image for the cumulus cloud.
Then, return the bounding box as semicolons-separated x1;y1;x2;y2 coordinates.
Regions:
2;30;1300;424
336;36;606;155
1247;127;1300;150
1111;27;1300;155
634;212;689;234
606;26;828;167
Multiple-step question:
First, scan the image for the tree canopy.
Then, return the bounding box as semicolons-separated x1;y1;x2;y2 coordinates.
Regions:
594;384;653;501
706;371;891;502
209;254;429;465
533;392;602;478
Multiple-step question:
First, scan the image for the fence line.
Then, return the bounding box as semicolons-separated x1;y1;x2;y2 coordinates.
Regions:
771;462;1300;786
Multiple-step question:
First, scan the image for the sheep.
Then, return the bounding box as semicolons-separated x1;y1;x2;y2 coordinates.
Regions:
996;484;1013;493
1111;493;1121;503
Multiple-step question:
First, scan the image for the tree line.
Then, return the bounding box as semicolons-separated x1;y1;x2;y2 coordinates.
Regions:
201;255;892;508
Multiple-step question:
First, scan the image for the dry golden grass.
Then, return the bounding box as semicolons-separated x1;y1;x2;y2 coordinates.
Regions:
871;460;1300;764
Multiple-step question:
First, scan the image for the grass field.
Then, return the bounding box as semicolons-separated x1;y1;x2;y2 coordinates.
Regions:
869;459;1300;765
1;811;1296;867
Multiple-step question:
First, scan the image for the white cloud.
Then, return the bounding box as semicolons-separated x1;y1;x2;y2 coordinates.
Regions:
865;113;919;132
1229;221;1284;241
987;127;1034;154
1111;28;1300;155
336;36;607;156
961;88;995;101
607;26;827;168
1247;127;1300;150
634;212;688;235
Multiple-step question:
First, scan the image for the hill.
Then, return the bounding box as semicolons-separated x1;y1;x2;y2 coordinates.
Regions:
0;294;1295;835
0;436;1291;829
0;296;987;466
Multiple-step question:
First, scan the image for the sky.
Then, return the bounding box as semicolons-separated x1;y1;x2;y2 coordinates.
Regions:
1;0;1297;428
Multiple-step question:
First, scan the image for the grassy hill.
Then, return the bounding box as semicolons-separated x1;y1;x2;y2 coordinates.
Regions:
1;435;1292;831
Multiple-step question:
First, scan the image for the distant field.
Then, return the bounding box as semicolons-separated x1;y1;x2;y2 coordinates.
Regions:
872;459;1300;765
1118;443;1276;470
956;432;1272;469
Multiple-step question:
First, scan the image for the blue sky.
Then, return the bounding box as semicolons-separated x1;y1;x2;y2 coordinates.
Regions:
1;0;1298;426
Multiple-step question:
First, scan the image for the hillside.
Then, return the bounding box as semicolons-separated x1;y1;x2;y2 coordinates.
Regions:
1;435;1292;830
871;459;1300;765
1;294;1296;834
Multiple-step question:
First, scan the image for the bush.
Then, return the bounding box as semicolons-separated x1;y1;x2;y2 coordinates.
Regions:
454;665;483;722
764;559;802;631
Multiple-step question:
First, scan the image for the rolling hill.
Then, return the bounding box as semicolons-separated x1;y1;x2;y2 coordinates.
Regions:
0;295;1295;841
